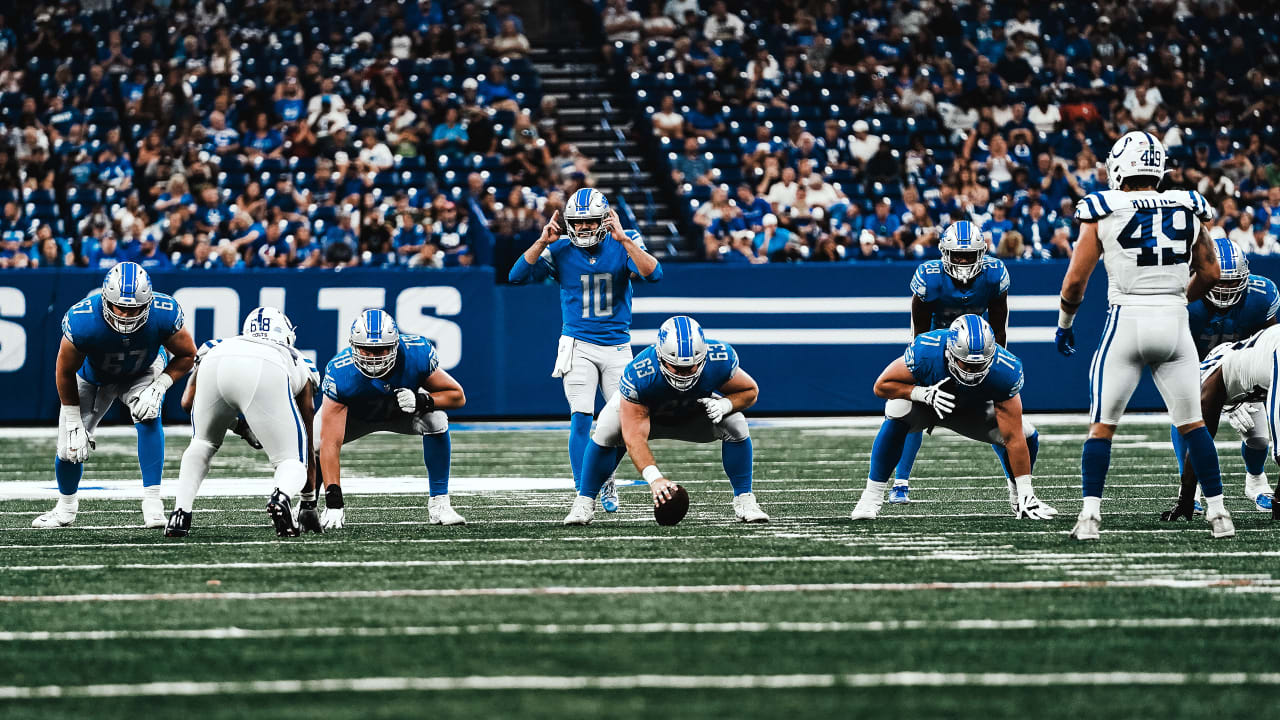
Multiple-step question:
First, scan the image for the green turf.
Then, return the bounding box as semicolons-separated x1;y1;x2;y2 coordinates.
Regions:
1;420;1277;718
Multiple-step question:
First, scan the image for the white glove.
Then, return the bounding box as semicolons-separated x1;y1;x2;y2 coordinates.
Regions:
128;374;173;422
394;388;417;414
698;397;733;423
1225;403;1258;436
909;378;956;419
58;405;90;463
321;507;345;529
1015;493;1058;520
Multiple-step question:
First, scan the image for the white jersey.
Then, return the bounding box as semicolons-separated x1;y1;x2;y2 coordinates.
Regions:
1076;189;1215;307
1205;325;1280;404
197;336;318;396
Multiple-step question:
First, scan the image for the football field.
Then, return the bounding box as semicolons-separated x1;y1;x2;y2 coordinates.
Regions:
1;417;1278;718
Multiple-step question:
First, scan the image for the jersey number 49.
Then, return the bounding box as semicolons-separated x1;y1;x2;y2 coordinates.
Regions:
1118;207;1193;267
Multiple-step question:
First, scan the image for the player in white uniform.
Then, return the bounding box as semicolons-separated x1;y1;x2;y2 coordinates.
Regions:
1056;131;1229;540
164;307;319;538
1163;326;1280;521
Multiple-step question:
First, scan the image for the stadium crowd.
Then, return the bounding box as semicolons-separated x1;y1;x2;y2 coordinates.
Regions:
0;0;596;271
616;0;1280;263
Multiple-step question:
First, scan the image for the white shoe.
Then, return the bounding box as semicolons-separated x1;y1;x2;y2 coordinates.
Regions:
850;490;883;521
428;494;466;525
600;476;619;513
732;492;770;523
1005;478;1019;515
1069;510;1101;540
32;503;77;529
1206;506;1236;539
563;495;595;526
142;497;166;529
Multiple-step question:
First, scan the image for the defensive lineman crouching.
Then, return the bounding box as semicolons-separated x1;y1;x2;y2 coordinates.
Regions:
851;315;1056;521
563;315;769;525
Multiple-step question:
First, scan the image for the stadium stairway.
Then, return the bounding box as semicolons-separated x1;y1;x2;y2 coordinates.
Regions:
530;47;684;257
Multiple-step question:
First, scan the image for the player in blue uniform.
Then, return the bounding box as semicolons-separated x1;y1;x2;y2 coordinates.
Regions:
562;316;769;525
1172;238;1279;511
893;221;1011;503
508;188;662;513
35;262;196;529
851;314;1055;521
313;309;467;528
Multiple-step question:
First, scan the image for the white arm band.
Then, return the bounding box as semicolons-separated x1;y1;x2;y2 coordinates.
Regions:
642;465;665;483
1058;307;1075;329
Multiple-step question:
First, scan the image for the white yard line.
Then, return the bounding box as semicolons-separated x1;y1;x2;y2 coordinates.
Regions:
1;578;1272;604
2;670;1279;699
2;617;1274;643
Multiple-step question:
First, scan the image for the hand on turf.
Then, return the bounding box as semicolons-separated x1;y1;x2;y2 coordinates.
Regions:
58;406;90;463
1225;403;1257;435
1055;327;1076;357
909;378;955;419
394;388;417;414
650;477;676;507
698;397;733;423
128;379;167;422
321;506;344;530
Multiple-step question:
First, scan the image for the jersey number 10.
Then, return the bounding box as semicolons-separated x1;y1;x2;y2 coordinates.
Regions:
1118;206;1193;267
580;273;614;318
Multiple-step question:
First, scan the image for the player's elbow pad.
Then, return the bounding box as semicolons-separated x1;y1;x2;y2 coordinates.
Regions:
643;263;663;282
508;256;533;284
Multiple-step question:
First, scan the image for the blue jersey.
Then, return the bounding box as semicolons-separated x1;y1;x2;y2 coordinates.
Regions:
910;257;1010;330
530;231;655;345
61;292;184;385
321;334;439;422
618;340;739;419
1188;275;1280;358
904;330;1024;404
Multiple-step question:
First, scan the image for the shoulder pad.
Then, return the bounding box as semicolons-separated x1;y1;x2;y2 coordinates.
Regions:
1187;190;1214;223
1075;191;1116;222
910;261;942;298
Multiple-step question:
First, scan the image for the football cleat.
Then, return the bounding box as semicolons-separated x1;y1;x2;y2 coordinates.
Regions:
1258;494;1275;512
297;500;323;534
1245;473;1273;511
1015;494;1057;520
850;490;883;521
267;489;300;537
1206;506;1236;539
1069;510;1101;540
732;492;769;523
600;477;619;513
428;494;466;525
164;509;192;538
31;502;77;529
888;484;910;504
142;496;166;529
563;495;595;526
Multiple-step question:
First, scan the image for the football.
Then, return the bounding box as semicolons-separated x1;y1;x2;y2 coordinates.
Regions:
653;485;690;526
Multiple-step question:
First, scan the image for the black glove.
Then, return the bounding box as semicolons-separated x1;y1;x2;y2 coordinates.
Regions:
231;416;263;450
1160;502;1195;522
325;483;345;510
414;389;435;415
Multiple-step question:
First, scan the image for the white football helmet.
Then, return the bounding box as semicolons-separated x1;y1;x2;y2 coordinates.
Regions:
1106;131;1167;191
242;306;296;346
655;315;708;391
348;308;399;377
1208;236;1250;309
939;220;986;282
100;261;153;334
564;187;609;248
946;315;997;386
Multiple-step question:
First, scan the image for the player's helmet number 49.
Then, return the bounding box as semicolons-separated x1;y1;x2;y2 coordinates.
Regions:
1106;131;1167;190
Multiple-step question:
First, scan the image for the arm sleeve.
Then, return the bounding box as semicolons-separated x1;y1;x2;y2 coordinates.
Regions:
909;264;937;301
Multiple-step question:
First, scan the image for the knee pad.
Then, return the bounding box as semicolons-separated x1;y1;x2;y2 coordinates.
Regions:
715;412;750;443
1245;433;1269;450
1022;418;1037;439
183;438;219;461
885;398;913;420
419;410;449;435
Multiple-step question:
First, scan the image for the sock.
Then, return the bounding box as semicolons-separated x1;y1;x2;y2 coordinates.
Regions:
422;430;451;497
568;412;593;492
869;418;911;483
54;456;83;496
1082;495;1102;516
273;459;308;499
143;485;160;501
580;441;623;498
1242;442;1267;476
893;431;923;484
993;444;1013;479
722;437;753;495
1027;431;1039;471
1081;437;1112;498
135;418;164;488
1170;425;1187;475
862;479;888;500
1181;426;1223;498
1205;493;1226;515
993;431;1040;479
175;439;216;513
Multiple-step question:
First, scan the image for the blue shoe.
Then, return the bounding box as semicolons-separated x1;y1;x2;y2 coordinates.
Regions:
888;484;910;504
1256;493;1273;512
601;477;619;513
1194;499;1204;514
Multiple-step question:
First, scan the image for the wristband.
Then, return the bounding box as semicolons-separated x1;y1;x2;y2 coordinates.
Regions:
325;484;345;509
1058;308;1075;329
416;389;435;414
909;386;927;403
152;373;174;391
641;465;665;483
59;404;82;427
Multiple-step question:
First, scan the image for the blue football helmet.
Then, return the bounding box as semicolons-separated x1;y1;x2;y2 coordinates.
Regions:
939;221;986;282
655;315;708;391
946;314;997;386
349;308;399;377
101;262;153;334
1208;236;1249;309
564;187;609;248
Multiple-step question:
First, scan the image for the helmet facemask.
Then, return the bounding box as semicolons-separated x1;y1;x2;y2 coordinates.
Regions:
659;356;706;392
103;299;150;334
565;213;606;248
1208;273;1249;309
351;341;398;377
942;247;984;282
